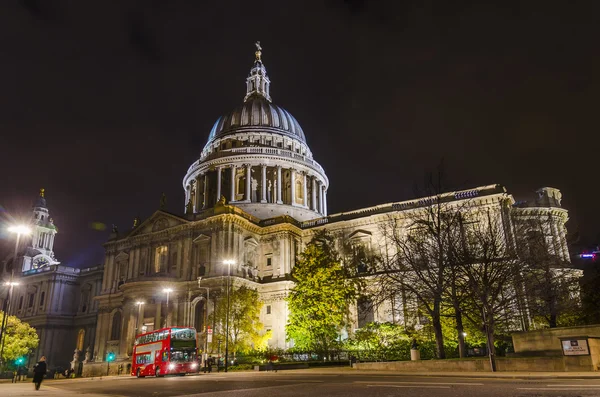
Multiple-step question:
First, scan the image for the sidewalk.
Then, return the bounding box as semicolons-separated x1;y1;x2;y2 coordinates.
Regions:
0;382;112;397
292;367;600;379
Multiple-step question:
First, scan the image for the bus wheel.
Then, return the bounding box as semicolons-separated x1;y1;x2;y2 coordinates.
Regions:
155;367;161;377
136;369;144;378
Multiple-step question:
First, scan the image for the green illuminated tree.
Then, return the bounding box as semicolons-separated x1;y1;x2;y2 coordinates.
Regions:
211;285;268;355
0;313;39;366
286;231;362;356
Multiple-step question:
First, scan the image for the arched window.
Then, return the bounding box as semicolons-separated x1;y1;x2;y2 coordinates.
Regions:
154;246;168;273
295;179;303;203
76;329;85;351
110;311;122;340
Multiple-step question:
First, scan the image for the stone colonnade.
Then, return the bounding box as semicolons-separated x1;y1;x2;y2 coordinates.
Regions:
186;164;327;216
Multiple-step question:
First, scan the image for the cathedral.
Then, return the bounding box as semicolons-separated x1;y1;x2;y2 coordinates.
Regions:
2;44;572;374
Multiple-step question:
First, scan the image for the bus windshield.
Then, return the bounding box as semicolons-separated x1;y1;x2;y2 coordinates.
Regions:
170;328;196;349
171;349;197;363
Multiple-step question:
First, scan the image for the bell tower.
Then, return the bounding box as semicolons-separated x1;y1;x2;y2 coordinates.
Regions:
21;189;60;271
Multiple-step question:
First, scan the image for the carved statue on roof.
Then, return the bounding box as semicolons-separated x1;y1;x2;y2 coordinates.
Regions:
255;41;262;61
160;193;167;210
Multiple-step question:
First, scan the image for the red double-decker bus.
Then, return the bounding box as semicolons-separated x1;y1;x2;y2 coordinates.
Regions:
131;327;199;377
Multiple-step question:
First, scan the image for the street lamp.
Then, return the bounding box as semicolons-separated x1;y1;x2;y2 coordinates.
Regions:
197;277;210;367
1;225;30;368
223;260;235;373
163;288;173;328
135;302;145;336
0;281;20;367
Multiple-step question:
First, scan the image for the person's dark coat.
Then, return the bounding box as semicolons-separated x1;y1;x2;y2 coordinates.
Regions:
32;361;47;383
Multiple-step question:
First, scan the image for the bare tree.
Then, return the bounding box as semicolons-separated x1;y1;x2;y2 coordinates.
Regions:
457;205;521;371
514;215;582;328
377;173;468;359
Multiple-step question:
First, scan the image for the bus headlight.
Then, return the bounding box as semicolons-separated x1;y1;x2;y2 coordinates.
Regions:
191;362;198;369
168;363;175;371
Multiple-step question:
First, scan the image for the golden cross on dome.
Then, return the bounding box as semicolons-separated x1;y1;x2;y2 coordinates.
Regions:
39;188;45;198
255;41;262;61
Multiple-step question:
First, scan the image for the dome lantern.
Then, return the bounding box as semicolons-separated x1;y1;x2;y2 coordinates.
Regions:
244;41;272;103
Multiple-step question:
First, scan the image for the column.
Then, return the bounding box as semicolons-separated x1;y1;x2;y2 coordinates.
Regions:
194;177;200;212
203;174;209;209
245;164;252;201
276;166;283;204
260;165;267;203
323;187;328;216
290;169;296;206
216;166;222;201
230;165;236;202
311;177;317;211
316;181;322;213
303;173;308;207
155;303;162;330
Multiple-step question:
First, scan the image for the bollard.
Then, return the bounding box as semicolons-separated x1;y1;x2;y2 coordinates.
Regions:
410;349;421;361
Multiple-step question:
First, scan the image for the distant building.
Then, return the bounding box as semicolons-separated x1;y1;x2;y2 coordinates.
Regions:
1;190;103;372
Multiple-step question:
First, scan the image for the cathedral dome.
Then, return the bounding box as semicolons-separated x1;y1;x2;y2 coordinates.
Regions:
207;96;306;144
184;43;329;222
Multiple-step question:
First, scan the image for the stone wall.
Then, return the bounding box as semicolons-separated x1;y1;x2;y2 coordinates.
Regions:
355;357;566;372
512;324;600;356
82;360;130;377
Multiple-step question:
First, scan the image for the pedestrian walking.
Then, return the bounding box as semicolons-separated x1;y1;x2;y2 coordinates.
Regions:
32;356;47;390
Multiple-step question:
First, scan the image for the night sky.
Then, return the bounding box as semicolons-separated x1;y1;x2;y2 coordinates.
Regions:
1;1;598;267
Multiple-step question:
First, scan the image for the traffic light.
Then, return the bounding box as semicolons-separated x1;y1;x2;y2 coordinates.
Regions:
15;357;25;365
107;352;115;362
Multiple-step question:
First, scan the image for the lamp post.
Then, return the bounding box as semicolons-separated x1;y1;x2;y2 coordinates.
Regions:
197;278;210;367
1;225;30;368
0;281;19;367
163;288;173;328
135;301;144;336
223;260;235;373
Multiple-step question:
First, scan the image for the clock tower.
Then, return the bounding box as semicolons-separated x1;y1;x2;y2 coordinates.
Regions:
22;189;60;271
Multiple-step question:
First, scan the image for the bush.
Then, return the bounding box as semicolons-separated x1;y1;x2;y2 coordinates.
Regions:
227;363;254;371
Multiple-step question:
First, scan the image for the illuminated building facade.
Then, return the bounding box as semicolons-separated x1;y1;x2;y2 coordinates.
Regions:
83;45;576;373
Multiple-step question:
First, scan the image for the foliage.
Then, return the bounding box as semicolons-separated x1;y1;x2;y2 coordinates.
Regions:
0;313;39;365
286;230;362;355
210;285;267;355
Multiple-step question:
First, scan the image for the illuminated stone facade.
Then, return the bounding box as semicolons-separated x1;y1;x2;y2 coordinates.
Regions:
87;46;575;372
1;191;103;371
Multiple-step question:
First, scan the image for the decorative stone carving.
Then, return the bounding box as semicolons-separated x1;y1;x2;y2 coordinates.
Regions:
152;218;169;232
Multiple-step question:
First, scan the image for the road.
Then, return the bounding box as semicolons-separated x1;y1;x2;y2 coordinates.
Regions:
3;369;600;397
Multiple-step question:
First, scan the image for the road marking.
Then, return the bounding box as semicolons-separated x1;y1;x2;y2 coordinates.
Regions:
367;385;451;389
519;387;600;391
271;379;324;383
549;384;600;387
354;381;484;386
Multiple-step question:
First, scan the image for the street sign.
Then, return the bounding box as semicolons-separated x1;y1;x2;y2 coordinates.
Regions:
207;327;213;334
207;334;213;343
561;339;590;356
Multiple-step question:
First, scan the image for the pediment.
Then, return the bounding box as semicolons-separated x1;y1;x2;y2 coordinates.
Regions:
193;234;211;243
115;251;129;262
128;210;189;237
348;229;372;240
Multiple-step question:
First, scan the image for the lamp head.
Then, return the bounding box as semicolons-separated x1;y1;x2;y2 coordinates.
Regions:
8;225;32;235
163;288;173;293
223;260;236;266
